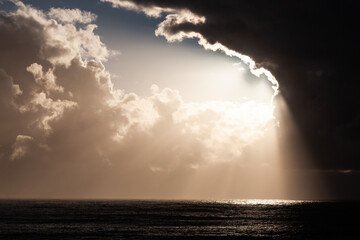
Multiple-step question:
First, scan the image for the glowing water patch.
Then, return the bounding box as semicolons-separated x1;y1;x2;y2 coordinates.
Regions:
217;199;314;205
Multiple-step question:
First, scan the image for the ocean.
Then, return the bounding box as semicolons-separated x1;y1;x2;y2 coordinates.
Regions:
0;199;358;239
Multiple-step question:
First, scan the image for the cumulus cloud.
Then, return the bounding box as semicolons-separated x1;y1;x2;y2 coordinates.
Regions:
0;1;278;197
0;0;275;165
26;63;64;93
48;8;97;24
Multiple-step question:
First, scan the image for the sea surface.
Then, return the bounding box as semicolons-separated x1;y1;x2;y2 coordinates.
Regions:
0;199;359;239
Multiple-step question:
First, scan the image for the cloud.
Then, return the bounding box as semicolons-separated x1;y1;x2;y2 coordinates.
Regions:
0;1;278;197
10;135;34;161
101;0;279;99
1;0;275;163
26;63;64;93
48;8;97;24
101;0;360;171
100;0;173;17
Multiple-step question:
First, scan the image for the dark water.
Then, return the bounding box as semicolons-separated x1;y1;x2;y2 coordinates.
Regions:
0;199;359;239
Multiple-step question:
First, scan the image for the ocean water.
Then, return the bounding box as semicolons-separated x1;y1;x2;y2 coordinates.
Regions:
0;199;359;239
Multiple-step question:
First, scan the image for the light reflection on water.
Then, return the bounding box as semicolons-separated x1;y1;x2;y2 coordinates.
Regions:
217;199;315;205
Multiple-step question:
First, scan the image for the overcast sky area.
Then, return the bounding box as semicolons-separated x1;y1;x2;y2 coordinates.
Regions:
0;0;359;200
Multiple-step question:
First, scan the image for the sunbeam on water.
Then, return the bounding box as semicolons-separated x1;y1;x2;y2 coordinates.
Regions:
217;199;314;205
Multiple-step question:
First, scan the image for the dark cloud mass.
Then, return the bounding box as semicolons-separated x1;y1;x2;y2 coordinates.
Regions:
106;0;360;170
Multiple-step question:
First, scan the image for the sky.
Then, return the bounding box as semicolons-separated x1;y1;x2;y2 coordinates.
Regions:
0;0;359;200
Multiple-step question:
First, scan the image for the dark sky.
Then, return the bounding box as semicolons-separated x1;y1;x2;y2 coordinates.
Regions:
104;0;360;198
119;0;360;169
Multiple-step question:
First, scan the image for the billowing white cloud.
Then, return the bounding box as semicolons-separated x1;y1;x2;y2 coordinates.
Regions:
0;0;276;165
0;1;278;197
48;8;97;24
26;63;64;93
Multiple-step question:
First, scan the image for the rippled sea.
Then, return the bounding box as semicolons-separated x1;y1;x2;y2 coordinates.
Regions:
0;199;359;239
